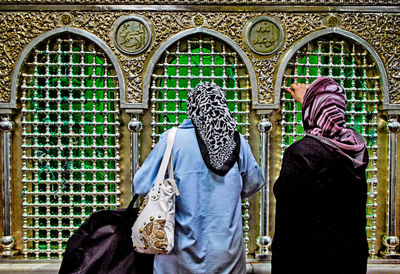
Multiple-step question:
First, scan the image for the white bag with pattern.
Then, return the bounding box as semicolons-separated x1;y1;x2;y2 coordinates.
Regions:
132;127;179;254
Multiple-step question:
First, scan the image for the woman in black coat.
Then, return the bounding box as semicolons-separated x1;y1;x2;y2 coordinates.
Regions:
271;77;369;274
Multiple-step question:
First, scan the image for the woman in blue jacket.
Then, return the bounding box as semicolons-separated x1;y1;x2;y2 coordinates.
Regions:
134;82;265;273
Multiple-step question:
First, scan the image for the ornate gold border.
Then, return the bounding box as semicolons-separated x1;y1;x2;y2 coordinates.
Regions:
0;11;399;104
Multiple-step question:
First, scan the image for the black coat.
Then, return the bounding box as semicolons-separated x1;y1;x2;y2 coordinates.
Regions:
271;136;369;274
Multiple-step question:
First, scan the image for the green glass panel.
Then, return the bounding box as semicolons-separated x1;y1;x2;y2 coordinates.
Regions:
95;101;104;111
179;55;188;64
39;218;47;226
286;114;293;122
108;160;115;169
296;125;304;134
190;79;200;88
85;207;93;215
84;54;93;64
285;102;293;111
84;78;93;87
73;207;82;216
285;124;293;132
108;172;115;181
73;218;82;227
227;102;235;112
84;125;94;134
284;136;294;145
96;137;105;146
96;195;105;204
191;67;200;76
96;172;105;181
84;184;93;192
95;125;104;134
95;66;105;76
167;102;176;111
84;172;93;181
61;218;70;227
61;207;70;215
107;137;115;146
179;79;188;88
179;67;188;76
226;90;234;100
73;102;81;111
84;89;93;99
73;195;82;204
109;195;116;204
214;79;223;87
84;101;93;111
50;242;59;250
96;113;104;123
62;230;70;238
167;66;177;76
96;149;105;158
109;183;116;192
73;148;81;157
309;67;318;76
73;172;81;180
39;242;48;250
72;79;82;87
95;78;105;87
166;78;176;88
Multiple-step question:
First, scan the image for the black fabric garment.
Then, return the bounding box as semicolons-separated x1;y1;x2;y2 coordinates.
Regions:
59;195;154;274
271;137;369;274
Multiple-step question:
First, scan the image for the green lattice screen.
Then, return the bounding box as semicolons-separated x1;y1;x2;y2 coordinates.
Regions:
280;37;380;255
20;33;120;259
149;34;252;252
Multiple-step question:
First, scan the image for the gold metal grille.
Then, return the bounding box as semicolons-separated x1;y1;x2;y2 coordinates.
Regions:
20;33;121;259
280;36;380;255
149;33;252;252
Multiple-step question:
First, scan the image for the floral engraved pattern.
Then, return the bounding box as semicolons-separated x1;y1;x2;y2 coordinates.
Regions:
0;11;399;105
341;13;400;103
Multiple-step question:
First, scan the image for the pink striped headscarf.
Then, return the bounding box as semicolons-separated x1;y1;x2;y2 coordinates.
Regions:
302;77;368;168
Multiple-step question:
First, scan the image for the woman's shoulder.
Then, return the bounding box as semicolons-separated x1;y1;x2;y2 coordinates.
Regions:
286;136;333;160
287;136;322;150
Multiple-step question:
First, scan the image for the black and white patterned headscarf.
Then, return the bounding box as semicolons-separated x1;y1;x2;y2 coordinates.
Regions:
187;82;240;176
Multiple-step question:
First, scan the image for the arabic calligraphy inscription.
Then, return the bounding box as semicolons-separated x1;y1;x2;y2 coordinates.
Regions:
115;16;152;55
246;16;284;55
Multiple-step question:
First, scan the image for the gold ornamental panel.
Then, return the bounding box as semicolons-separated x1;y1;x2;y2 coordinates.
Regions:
0;12;399;106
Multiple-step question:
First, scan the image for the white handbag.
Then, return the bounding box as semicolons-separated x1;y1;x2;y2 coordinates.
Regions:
132;127;180;255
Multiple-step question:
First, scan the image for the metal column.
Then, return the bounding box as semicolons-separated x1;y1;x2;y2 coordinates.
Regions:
256;116;272;261
383;116;400;258
128;115;142;195
0;115;15;258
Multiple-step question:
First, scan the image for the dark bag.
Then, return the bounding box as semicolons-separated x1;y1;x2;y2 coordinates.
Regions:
59;195;154;274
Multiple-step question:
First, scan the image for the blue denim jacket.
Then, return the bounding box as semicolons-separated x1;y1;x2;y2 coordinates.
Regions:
134;119;264;274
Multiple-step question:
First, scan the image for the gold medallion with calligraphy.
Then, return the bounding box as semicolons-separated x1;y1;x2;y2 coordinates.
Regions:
114;16;152;55
246;16;284;56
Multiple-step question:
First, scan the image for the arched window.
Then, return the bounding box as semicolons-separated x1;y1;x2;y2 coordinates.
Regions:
149;33;251;145
279;34;381;255
145;29;256;253
18;30;121;259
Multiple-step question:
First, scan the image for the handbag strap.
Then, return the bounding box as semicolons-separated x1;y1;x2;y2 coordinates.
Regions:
153;127;178;191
